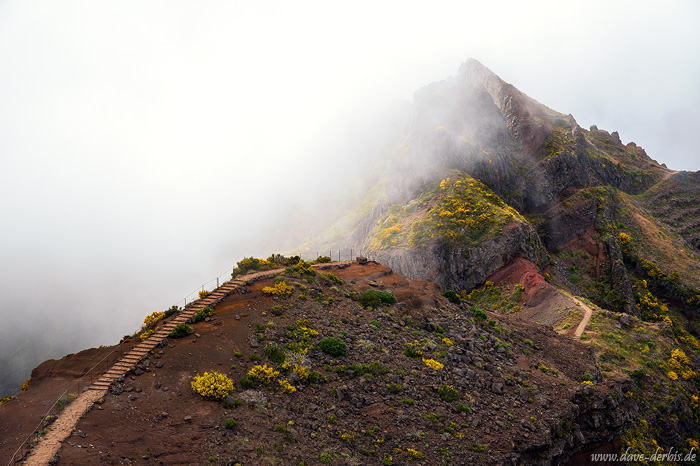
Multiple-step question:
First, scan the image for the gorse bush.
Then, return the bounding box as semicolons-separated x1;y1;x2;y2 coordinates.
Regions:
193;306;214;322
359;289;396;308
317;337;347;357
247;364;279;385
423;358;444;371
404;341;423;358
290;259;316;276
231;257;274;278
262;281;293;296
170;323;193;338
438;384;459;402
191;371;234;400
143;311;165;325
199;290;211;299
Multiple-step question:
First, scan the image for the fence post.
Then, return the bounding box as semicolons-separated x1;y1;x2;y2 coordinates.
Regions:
351;248;353;260
217;277;219;288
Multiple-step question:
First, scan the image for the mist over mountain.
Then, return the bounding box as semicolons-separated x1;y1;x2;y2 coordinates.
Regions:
3;56;700;466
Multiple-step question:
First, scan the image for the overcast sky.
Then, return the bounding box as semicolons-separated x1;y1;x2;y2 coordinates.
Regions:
1;1;699;374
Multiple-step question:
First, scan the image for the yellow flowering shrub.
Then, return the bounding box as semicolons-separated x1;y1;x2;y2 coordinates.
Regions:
293;364;309;380
247;364;279;384
422;358;444;371
667;371;678;380
143;311;165;325
278;379;296;393
262;281;293;296
636;290;669;322
191;371;234;400
406;448;424;460
340;432;354;442
403;342;423;357
441;337;455;347
371;172;526;250
231;256;273;278
581;380;594;386
20;378;29;392
618;232;631;245
140;329;154;340
671;349;689;366
198;290;211;299
409;173;526;248
667;349;696;381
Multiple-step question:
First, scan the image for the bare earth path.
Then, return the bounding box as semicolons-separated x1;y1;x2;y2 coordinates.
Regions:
573;301;593;339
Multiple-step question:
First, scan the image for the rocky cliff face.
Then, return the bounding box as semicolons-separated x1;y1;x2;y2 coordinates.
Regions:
371;221;548;292
344;59;671;300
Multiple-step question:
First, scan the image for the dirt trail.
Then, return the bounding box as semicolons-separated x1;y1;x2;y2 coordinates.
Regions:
573;301;593;339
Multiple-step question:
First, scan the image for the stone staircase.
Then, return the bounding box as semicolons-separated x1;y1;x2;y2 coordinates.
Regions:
21;261;354;465
21;271;281;465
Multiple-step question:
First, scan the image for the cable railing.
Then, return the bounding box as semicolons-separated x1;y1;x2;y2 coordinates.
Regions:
172;248;365;308
6;349;117;466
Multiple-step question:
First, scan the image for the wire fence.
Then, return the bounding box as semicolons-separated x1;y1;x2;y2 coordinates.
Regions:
172;248;364;308
6;348;118;466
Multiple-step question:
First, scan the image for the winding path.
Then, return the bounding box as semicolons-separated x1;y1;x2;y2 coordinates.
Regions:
573;301;593;339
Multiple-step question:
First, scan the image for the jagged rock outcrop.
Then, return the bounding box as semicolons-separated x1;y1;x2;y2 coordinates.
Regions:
370;221;549;291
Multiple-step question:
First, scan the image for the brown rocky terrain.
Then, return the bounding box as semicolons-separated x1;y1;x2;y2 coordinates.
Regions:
1;261;642;466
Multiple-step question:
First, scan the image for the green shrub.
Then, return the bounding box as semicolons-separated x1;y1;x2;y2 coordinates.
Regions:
170;323;193;338
359;289;396;308
222;398;241;409
438;384;459;402
403;342;424;358
193;306;214;322
56;393;77;411
348;361;388;377
387;384;404;394
320;272;343;285
164;305;179;318
316;256;331;263
473;308;487;321
225;418;236;429
239;375;258;389
264;344;286;365
270;305;284;316
317;337;347;357
442;290;461;305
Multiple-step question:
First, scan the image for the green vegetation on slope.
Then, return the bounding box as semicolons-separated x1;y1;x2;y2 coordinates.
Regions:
370;171;526;250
